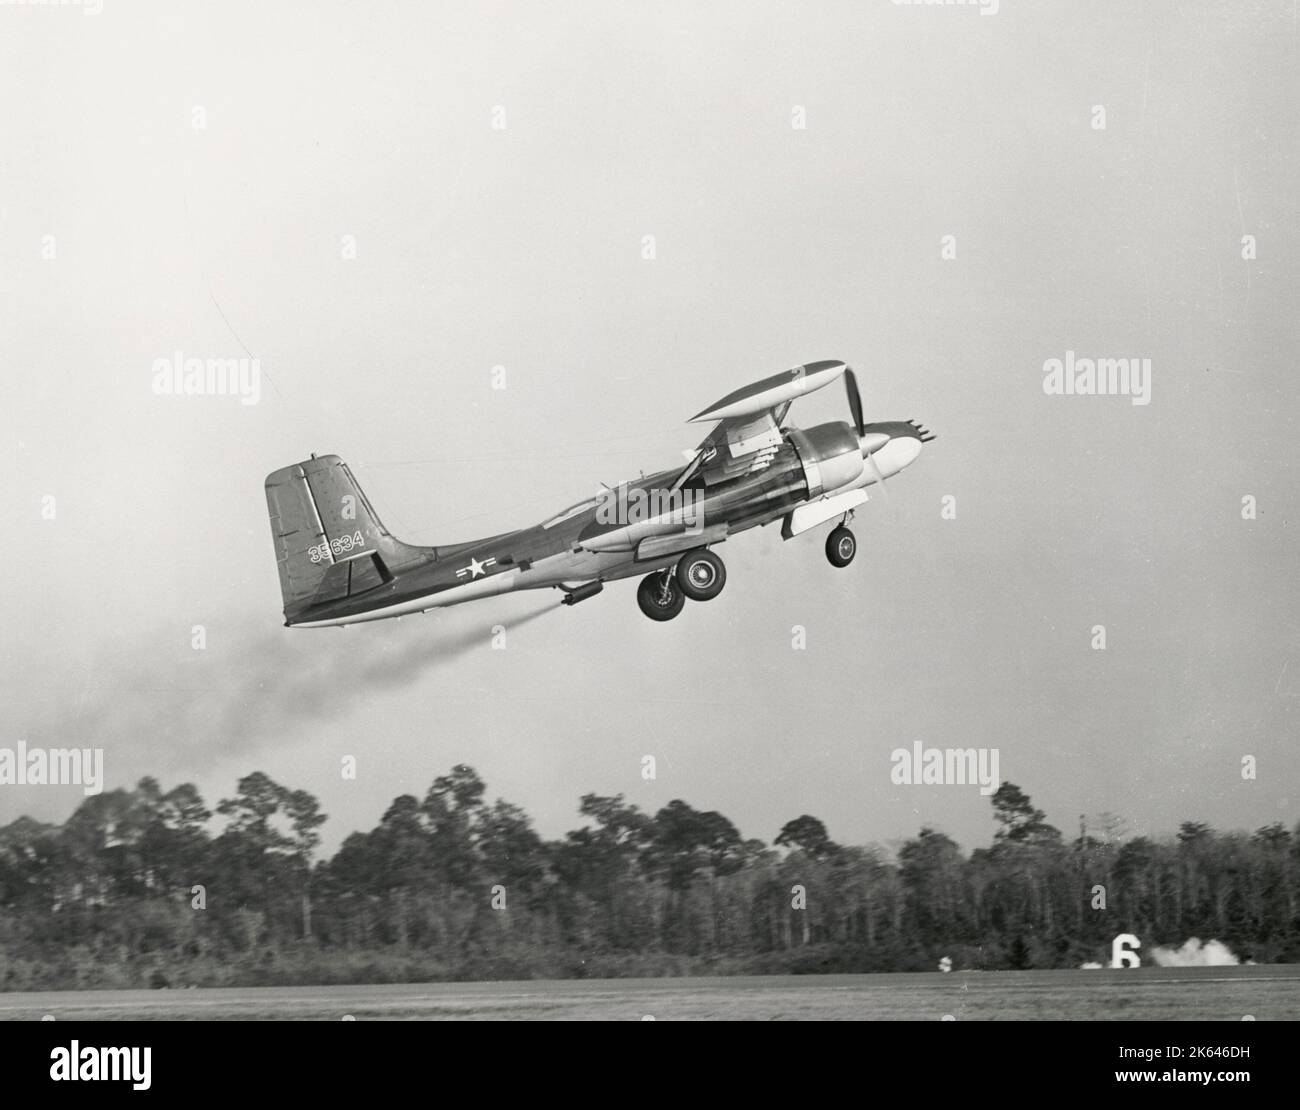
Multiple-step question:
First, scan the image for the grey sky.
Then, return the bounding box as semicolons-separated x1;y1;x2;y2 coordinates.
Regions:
2;1;1296;856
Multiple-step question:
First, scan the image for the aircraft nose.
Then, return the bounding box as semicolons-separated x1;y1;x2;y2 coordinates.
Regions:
874;435;922;474
858;430;891;456
858;421;933;480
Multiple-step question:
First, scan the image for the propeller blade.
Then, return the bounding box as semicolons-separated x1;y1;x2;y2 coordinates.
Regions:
844;366;865;436
867;445;889;495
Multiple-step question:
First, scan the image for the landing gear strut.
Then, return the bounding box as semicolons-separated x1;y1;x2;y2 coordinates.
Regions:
826;524;856;568
637;570;686;621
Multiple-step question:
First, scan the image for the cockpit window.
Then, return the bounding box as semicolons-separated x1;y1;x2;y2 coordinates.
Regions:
542;499;598;529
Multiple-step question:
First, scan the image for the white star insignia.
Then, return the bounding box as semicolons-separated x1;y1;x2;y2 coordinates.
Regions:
457;555;498;580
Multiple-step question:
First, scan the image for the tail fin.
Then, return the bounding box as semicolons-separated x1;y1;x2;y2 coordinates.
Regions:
264;454;422;622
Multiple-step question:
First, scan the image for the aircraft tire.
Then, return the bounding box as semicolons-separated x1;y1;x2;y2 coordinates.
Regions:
826;526;856;568
674;548;726;602
637;572;686;621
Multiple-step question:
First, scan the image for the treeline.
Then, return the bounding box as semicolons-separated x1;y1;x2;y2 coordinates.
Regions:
0;769;1297;990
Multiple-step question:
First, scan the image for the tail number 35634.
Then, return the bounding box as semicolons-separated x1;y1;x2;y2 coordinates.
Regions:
308;531;367;563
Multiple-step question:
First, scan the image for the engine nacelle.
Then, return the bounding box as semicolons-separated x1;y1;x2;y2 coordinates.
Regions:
787;422;864;498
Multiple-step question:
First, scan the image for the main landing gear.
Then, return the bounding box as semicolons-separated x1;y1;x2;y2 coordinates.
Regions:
636;547;726;621
637;569;686;621
675;547;726;601
633;524;856;621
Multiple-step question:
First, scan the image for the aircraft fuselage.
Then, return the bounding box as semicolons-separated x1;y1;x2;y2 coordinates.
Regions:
283;419;927;627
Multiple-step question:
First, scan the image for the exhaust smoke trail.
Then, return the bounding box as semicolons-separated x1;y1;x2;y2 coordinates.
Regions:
1;600;563;818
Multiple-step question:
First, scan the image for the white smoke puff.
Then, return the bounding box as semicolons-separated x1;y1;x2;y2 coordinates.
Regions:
938;957;952;973
1080;962;1103;970
1150;938;1239;967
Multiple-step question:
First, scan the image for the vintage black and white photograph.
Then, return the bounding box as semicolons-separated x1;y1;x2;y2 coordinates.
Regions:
1;0;1297;1076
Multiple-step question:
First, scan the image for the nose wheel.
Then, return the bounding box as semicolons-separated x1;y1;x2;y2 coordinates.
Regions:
826;525;856;567
637;570;686;621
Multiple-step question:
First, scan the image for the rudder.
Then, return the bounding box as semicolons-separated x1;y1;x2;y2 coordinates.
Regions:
264;454;421;622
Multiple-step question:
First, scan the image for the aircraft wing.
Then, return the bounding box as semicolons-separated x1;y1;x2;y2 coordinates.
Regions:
682;359;848;487
686;410;785;486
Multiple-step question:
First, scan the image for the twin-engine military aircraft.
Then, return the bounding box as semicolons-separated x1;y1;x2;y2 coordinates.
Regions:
265;360;933;625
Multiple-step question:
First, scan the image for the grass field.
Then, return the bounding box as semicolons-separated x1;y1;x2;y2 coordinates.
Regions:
2;965;1298;1020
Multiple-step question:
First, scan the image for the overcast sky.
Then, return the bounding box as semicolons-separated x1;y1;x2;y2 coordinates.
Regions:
2;1;1296;856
